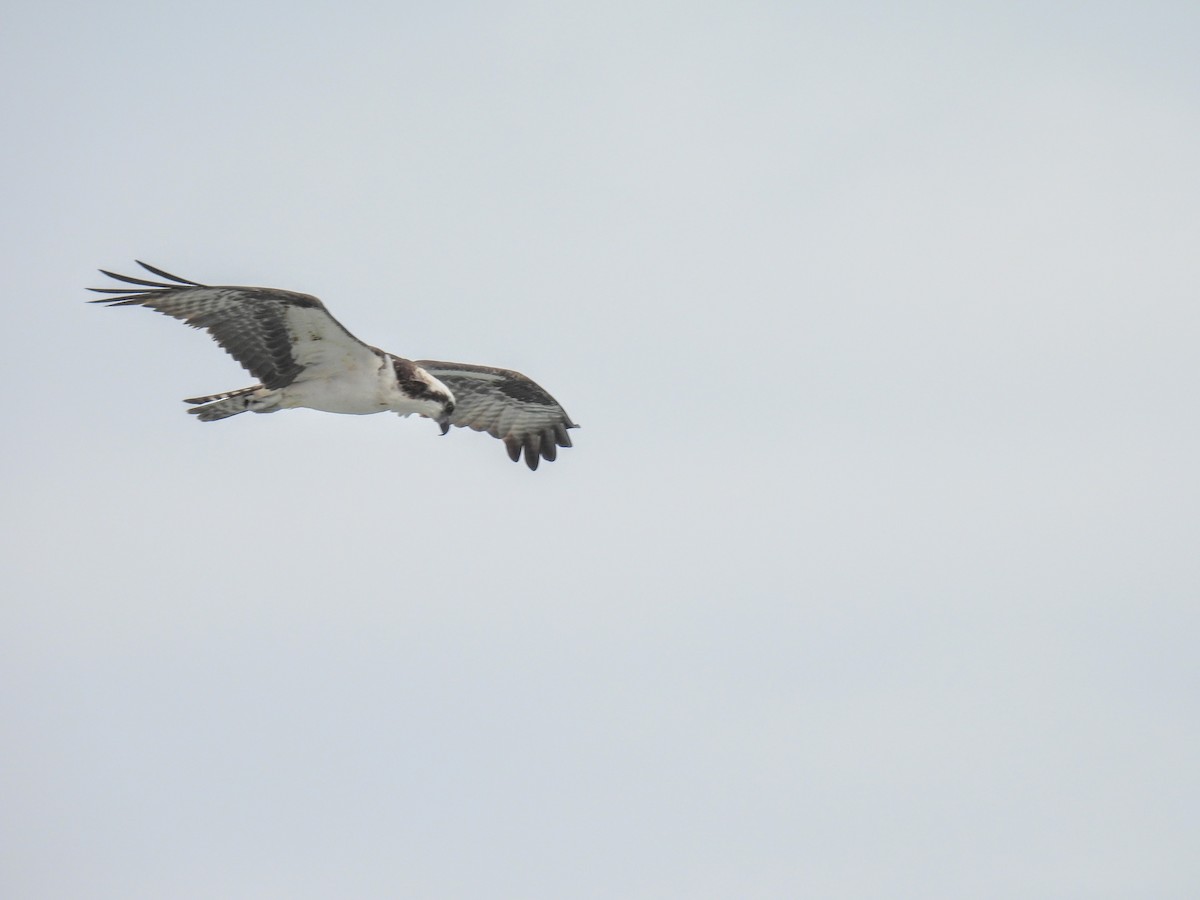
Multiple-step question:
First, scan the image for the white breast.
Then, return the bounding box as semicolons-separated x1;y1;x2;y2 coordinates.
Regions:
280;354;395;415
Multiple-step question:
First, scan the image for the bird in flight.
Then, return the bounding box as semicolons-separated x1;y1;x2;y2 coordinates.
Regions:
89;262;578;470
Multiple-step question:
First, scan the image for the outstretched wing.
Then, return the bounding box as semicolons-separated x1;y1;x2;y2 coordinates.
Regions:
416;361;578;470
88;261;378;389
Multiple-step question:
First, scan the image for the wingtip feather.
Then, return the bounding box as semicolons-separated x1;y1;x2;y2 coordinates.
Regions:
135;260;202;286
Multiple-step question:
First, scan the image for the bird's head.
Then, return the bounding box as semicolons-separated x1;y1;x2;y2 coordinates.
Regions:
423;374;455;435
394;362;456;433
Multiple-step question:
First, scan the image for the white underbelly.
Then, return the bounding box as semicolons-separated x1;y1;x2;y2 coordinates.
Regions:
282;375;392;415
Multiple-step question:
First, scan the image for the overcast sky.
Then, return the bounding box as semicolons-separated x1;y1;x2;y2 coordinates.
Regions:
3;1;1199;897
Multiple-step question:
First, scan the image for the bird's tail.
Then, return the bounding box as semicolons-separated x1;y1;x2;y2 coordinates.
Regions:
184;386;265;422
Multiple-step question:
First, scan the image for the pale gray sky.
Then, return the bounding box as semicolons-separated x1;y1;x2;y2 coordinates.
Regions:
3;1;1199;897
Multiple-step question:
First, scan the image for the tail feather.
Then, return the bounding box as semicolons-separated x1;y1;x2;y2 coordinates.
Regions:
185;386;263;422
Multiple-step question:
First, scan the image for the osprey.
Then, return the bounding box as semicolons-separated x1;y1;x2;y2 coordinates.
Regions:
89;262;578;470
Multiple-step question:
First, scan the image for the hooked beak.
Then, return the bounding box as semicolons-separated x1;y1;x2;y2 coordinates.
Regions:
437;416;451;436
